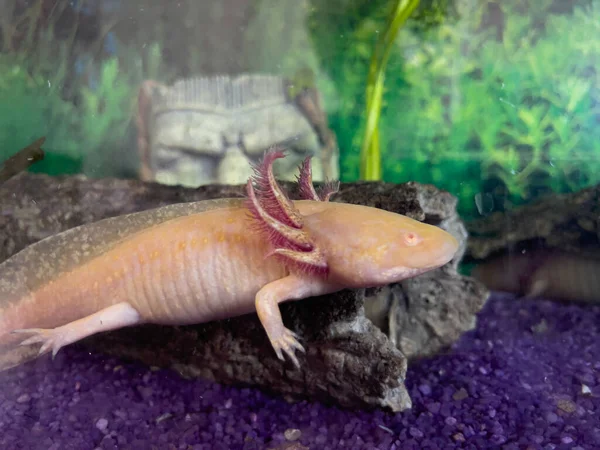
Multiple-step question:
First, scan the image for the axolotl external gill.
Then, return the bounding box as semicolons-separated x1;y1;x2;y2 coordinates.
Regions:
0;148;459;371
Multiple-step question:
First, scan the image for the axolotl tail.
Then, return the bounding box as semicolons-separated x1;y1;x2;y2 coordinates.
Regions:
0;289;84;371
0;198;246;372
0;302;42;371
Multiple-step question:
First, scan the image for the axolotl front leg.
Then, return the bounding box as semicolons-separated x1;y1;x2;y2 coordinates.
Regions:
255;274;340;367
246;150;340;367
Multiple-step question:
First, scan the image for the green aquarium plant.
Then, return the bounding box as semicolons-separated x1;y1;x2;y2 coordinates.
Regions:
0;47;159;177
0;0;171;178
360;0;420;181
307;0;454;181
309;0;600;219
384;0;600;218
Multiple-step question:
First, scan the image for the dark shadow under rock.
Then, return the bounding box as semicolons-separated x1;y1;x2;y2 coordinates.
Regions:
0;173;488;411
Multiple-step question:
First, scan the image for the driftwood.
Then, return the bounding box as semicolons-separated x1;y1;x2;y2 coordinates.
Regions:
0;173;487;412
0;137;45;185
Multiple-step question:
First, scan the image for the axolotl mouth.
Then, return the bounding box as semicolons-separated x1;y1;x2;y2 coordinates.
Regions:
424;230;460;268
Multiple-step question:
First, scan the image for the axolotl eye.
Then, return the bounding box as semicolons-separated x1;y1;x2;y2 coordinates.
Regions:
403;231;422;246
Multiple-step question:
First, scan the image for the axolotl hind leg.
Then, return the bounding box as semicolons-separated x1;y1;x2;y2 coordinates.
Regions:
12;302;141;358
245;149;337;367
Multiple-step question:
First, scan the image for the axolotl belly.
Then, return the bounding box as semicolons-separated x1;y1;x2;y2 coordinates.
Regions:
0;149;459;371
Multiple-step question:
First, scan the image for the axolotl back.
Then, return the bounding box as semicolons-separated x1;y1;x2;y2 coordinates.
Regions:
0;149;458;371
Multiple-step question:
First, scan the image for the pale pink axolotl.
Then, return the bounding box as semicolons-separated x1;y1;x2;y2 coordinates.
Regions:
0;149;458;370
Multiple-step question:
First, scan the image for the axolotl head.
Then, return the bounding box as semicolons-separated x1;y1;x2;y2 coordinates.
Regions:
244;149;459;288
302;202;459;288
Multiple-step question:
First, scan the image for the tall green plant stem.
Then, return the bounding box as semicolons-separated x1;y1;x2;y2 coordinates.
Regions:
360;0;420;180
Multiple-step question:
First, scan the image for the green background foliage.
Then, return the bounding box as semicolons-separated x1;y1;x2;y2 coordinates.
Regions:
0;0;170;178
307;0;600;219
1;0;599;221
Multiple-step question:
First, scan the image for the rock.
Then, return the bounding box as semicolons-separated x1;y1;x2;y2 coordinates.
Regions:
0;172;487;411
384;266;487;360
466;184;600;260
466;184;600;304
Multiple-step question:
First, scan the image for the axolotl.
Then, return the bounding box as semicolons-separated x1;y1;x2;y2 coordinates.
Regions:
0;149;458;371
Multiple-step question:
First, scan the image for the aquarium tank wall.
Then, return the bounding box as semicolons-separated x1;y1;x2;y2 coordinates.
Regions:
2;0;599;220
0;0;599;449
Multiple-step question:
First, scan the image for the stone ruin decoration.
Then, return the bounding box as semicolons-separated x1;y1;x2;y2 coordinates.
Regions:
136;74;339;187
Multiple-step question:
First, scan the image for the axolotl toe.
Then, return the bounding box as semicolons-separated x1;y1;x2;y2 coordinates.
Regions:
0;148;458;371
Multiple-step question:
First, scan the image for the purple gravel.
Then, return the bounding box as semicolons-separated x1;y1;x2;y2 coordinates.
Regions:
1;292;599;450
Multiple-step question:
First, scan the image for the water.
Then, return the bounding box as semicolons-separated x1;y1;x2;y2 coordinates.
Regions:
0;0;599;448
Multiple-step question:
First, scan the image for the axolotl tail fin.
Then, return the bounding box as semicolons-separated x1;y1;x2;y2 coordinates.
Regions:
0;306;43;372
0;342;40;372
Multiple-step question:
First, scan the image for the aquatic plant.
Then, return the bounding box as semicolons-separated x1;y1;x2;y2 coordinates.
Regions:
386;0;600;217
0;0;169;177
360;0;420;181
307;0;455;181
309;0;600;219
0;46;163;177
